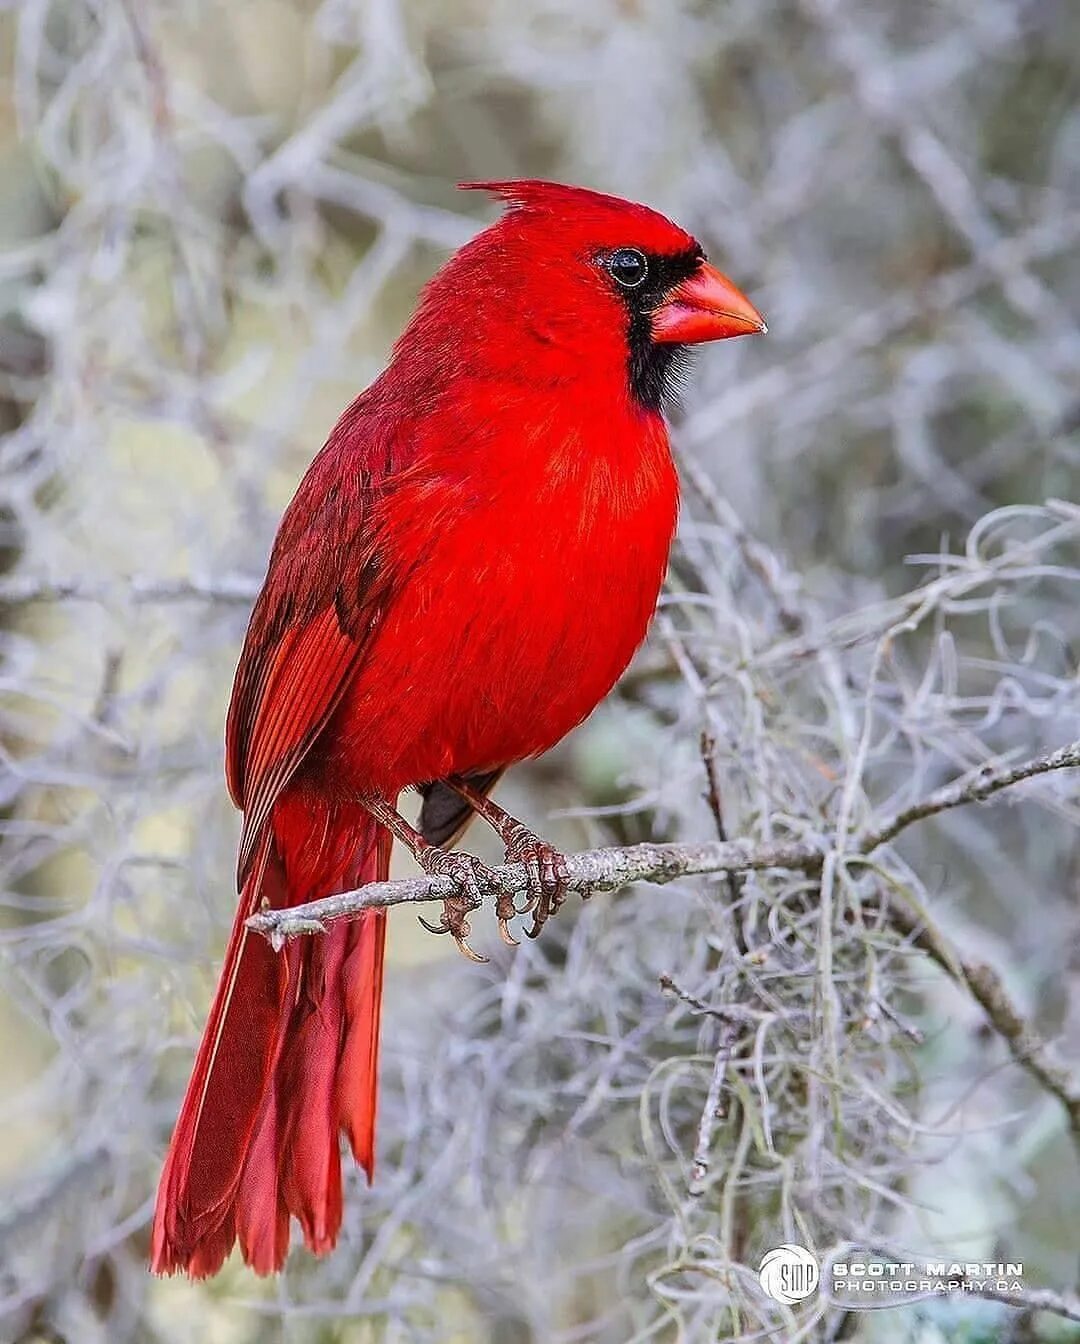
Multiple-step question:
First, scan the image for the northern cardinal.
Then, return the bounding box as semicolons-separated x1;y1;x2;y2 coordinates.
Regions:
151;180;764;1277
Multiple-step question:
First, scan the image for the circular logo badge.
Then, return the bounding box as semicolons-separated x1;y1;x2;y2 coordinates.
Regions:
758;1245;820;1303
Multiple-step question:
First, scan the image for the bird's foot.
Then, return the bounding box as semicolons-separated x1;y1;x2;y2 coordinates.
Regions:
502;822;571;941
416;849;495;963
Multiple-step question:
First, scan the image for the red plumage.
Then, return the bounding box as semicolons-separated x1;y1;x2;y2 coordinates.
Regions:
152;180;764;1277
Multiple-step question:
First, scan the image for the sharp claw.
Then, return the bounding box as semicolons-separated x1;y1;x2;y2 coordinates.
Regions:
455;934;488;964
420;899;488;962
494;893;519;945
412;823;569;952
414;847;496;959
500;828;568;941
526;888;551;940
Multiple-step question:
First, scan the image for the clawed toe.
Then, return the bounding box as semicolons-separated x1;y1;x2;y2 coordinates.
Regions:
504;825;570;941
494;890;520;946
407;815;570;954
418;898;487;961
415;849;493;962
437;779;574;946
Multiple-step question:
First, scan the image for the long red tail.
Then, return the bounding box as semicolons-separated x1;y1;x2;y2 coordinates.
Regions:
151;799;389;1277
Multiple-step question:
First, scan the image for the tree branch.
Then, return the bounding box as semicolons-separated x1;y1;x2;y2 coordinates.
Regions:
960;1284;1080;1325
244;736;1080;1147
884;897;1080;1138
0;575;260;604
245;837;823;949
246;738;1080;943
860;740;1080;853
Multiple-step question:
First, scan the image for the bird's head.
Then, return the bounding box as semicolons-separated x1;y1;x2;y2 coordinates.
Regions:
405;179;765;414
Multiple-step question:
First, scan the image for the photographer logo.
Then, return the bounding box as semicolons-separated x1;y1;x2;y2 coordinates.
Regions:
759;1245;820;1303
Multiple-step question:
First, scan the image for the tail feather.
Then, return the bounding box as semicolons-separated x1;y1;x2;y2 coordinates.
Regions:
276;930;351;1252
337;835;391;1175
152;802;389;1278
233;1072;289;1274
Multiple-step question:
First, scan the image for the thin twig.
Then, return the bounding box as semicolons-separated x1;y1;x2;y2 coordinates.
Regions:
861;741;1080;852
0;575;260;605
960;1285;1080;1325
689;1021;740;1195
700;730;746;934
883;896;1080;1138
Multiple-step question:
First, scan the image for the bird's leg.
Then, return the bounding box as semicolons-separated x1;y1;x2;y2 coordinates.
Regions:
359;794;495;963
446;777;571;943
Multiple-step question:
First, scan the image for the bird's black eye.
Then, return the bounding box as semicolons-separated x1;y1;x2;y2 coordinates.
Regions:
607;248;649;289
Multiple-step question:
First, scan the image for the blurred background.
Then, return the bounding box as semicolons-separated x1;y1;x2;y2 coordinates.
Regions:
1;1;1079;1341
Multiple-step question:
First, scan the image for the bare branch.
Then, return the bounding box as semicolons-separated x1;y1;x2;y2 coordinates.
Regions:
0;575;260;605
860;740;1080;853
884;897;1080;1139
245;837;823;947
959;1284;1080;1326
245;737;1080;1154
247;738;1080;942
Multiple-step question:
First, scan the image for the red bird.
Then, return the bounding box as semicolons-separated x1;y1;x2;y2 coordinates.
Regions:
151;180;764;1277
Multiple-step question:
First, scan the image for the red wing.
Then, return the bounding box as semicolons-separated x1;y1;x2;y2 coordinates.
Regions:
230;608;363;883
225;417;394;886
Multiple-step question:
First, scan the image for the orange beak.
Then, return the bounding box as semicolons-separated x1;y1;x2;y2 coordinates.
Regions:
651;261;766;344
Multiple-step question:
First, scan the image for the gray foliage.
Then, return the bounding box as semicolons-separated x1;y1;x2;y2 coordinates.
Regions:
0;1;1078;1342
